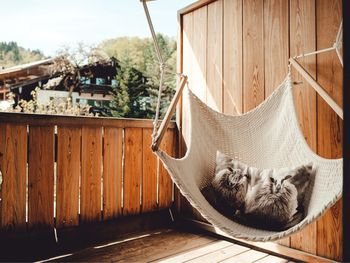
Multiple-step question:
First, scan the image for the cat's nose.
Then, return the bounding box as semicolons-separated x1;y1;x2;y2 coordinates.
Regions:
276;185;281;191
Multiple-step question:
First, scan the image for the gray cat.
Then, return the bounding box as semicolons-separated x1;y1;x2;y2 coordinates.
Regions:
202;152;248;216
242;166;312;230
202;152;256;218
202;151;314;231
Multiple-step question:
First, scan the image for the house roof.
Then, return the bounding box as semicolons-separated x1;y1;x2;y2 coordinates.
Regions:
0;58;54;74
0;58;55;87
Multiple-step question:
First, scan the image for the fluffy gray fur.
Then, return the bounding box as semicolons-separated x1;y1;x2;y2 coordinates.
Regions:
202;151;314;230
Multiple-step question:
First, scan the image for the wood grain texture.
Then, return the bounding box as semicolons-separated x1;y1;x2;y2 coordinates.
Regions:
243;0;264;112
192;6;207;102
81;127;102;223
264;0;289;246
0;124;27;230
263;0;289;97
56;126;81;228
28;126;54;228
223;0;242;114
183;12;194;90
220;249;268;263
59;230;217;262
178;0;343;260
188;243;250;262
206;0;223;112
123;128;142;215
0;112;175;129
289;0;317;253
103;127;122;220
142;129;158;212
182;12;194;149
316;0;342;260
158;129;176;209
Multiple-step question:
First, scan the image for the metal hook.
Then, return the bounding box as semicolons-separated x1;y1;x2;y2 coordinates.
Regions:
293;81;303;85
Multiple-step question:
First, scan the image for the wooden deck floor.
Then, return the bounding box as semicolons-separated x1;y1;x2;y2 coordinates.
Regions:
39;229;297;263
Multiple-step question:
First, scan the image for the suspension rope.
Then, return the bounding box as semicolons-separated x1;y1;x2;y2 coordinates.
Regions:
141;0;188;149
293;20;343;67
141;0;167;144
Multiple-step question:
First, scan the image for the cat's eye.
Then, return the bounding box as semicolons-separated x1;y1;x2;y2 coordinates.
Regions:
270;177;275;183
285;175;292;180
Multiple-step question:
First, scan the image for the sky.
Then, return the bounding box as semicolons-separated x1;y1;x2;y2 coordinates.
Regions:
0;0;194;56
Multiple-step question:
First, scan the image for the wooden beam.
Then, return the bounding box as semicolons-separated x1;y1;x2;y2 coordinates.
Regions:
289;57;343;119
152;76;187;151
0;112;176;129
178;0;217;16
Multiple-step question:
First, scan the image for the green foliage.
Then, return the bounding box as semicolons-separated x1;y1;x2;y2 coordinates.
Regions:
109;62;153;118
0;42;46;68
100;34;177;119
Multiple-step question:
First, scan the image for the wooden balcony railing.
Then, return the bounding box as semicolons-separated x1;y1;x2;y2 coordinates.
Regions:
0;112;177;231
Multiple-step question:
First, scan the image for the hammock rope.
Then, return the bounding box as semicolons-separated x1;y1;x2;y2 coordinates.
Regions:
141;0;188;151
293;20;343;67
141;0;166;143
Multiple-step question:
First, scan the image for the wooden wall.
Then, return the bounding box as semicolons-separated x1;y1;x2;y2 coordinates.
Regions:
0;113;176;231
178;0;343;260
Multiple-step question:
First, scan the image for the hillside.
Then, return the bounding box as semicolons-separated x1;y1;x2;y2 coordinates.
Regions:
0;42;46;69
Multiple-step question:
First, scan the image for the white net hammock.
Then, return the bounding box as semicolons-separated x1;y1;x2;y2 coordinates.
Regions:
155;74;342;242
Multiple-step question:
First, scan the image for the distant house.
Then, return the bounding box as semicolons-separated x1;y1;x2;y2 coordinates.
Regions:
0;56;149;116
0;58;55;100
0;57;121;115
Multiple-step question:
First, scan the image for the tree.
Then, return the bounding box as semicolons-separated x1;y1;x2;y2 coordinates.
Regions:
52;43;109;96
100;34;177;119
109;61;151;118
0;41;45;68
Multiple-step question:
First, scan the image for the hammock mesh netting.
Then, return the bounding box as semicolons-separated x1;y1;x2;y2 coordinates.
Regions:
155;75;342;241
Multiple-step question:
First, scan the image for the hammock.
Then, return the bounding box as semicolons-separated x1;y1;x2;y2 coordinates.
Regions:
140;0;343;241
154;75;343;242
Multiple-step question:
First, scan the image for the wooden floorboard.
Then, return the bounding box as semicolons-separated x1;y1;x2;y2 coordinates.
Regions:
41;229;293;262
254;255;289;263
187;244;250;262
219;249;268;263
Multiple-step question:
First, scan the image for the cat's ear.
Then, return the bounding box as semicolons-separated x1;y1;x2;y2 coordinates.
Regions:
305;162;316;175
216;151;231;163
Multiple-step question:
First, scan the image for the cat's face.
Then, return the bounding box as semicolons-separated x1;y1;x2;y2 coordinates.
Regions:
271;175;292;193
212;166;248;208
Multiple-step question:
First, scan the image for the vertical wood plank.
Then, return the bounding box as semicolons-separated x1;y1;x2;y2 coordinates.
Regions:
223;0;243;114
243;0;264;112
103;127;122;220
0;124;27;230
158;129;176;209
264;0;289;96
182;12;194;149
207;0;223;112
263;0;289;246
183;12;194;90
289;0;317;253
56;126;81;228
192;6;208;102
123;128;142;215
142;128;158;212
81;127;102;223
28;126;54;228
316;0;342;260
